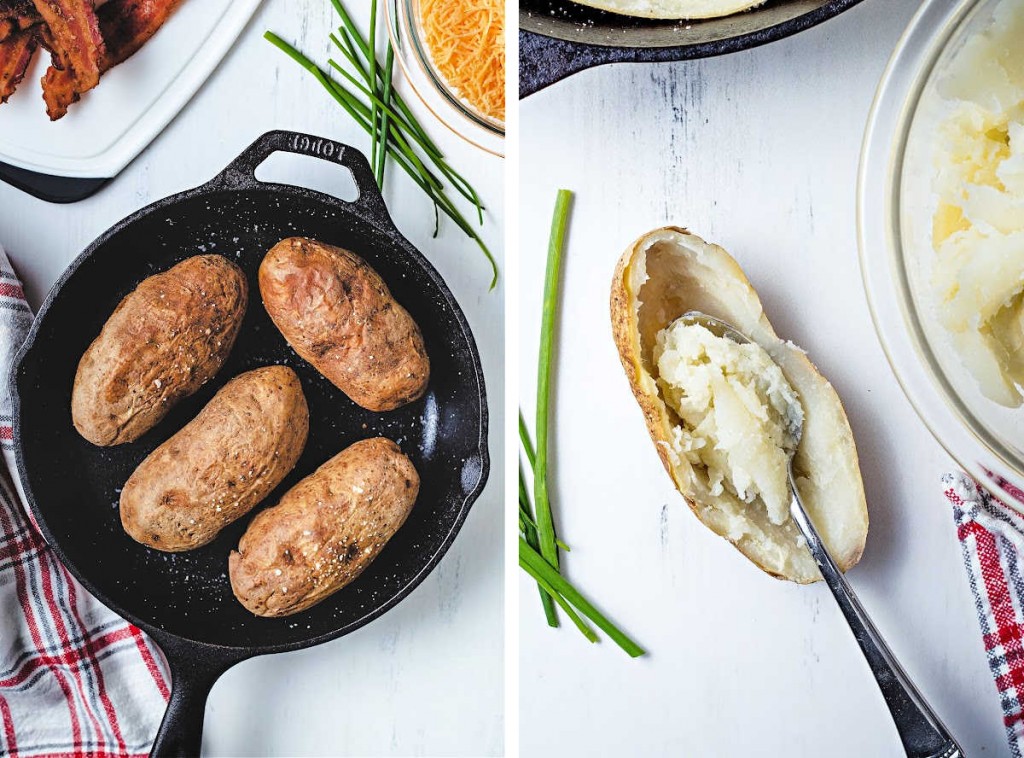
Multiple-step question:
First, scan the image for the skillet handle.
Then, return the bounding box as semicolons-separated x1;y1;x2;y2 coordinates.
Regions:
210;129;391;229
518;31;652;98
149;634;247;758
519;31;619;96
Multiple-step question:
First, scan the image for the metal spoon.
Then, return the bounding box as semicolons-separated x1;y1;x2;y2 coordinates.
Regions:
680;312;964;758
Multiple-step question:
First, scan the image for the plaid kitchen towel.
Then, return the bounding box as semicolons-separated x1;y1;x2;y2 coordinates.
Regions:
0;245;169;757
946;470;1024;757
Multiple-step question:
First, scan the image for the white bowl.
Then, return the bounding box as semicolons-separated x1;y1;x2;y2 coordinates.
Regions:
385;0;504;157
858;0;1024;506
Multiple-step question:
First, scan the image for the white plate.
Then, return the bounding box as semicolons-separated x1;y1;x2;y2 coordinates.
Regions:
0;0;262;179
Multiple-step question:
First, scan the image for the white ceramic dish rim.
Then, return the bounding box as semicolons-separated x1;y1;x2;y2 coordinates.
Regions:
0;0;263;179
857;0;1024;509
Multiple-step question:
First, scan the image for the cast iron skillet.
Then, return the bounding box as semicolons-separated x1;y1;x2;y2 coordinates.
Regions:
520;0;864;96
10;130;490;756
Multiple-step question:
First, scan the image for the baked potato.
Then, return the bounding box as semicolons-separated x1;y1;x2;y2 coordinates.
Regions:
259;237;430;412
610;227;868;583
567;0;765;21
120;365;309;552
229;437;419;617
72;255;247;446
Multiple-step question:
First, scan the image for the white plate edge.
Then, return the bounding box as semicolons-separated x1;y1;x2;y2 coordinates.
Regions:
0;0;263;179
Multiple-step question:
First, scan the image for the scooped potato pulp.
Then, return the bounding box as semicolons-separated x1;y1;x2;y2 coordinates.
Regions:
611;228;868;583
654;320;803;527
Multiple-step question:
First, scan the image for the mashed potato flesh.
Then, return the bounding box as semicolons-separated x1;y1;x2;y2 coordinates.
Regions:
931;0;1024;406
654;321;803;526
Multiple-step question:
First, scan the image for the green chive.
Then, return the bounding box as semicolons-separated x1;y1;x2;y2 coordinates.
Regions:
519;409;536;469
534;190;572;575
266;0;498;290
520;538;645;658
368;0;379;172
520;462;559;626
525;563;599;643
376;44;395;188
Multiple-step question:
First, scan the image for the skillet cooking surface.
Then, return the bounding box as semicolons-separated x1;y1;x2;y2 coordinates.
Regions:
13;136;487;652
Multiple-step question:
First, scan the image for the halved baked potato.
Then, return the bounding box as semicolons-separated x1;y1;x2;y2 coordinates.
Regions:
568;0;764;20
610;227;868;583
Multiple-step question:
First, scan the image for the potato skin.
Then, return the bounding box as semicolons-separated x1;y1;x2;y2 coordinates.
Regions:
229;437;419;617
72;255;248;446
259;237;429;412
610;227;867;583
120;366;309;552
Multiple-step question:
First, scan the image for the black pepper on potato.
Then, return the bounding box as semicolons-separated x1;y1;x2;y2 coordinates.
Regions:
120;365;309;552
71;254;247;446
229;436;419;617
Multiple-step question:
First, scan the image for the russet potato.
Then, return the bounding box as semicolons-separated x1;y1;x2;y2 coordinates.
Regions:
72;255;247;446
229;437;419;617
259;237;429;412
120;365;308;552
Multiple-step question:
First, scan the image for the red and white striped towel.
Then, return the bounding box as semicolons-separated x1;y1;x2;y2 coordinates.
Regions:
0;245;168;757
946;470;1024;757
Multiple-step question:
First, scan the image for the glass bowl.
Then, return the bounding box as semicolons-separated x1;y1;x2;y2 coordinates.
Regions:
858;0;1024;506
385;0;505;157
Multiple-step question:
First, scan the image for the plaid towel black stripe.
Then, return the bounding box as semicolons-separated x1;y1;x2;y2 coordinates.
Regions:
0;245;168;757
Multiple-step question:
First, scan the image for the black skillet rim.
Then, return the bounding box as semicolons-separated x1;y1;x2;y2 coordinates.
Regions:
519;0;864;51
10;170;490;658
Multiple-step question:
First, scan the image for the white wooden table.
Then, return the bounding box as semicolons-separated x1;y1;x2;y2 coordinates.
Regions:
519;0;1005;755
0;2;504;755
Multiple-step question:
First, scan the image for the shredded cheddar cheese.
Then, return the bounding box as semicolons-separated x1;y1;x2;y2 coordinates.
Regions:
419;0;505;123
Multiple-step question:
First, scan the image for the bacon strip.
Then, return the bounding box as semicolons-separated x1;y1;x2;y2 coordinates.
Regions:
1;0;178;118
32;0;105;117
0;2;41;43
40;0;181;119
1;0;112;39
0;0;37;21
0;0;36;13
98;0;182;67
0;26;37;102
